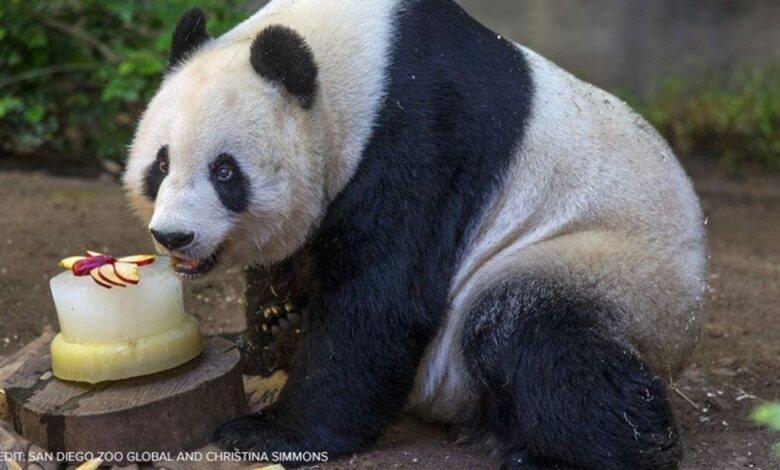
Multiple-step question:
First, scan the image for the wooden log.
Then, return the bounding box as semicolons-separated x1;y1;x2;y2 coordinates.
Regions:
4;336;245;463
0;326;55;386
0;326;55;425
0;421;60;470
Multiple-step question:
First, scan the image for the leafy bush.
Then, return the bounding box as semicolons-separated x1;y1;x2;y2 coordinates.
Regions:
753;403;780;458
626;67;780;172
0;0;247;168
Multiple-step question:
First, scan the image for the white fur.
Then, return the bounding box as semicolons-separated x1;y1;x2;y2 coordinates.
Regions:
408;46;707;422
125;0;399;266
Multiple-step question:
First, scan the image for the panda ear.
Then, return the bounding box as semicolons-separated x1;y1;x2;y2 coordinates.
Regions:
169;7;210;69
250;25;319;109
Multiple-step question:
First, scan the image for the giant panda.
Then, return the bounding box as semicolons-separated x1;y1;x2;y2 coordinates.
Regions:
123;0;708;468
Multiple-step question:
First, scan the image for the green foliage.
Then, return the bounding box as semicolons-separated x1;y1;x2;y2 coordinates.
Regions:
2;1;778;173
0;0;246;166
626;67;780;172
753;403;780;458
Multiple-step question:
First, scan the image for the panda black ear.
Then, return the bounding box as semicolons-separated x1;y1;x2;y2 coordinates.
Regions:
169;7;210;69
250;25;319;109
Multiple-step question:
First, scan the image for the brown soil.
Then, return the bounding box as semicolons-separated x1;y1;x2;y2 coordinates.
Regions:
0;161;778;469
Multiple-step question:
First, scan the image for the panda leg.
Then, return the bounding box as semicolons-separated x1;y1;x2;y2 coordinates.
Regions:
461;276;681;469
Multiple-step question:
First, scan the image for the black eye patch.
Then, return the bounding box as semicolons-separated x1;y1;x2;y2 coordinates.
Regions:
209;153;250;213
143;146;169;201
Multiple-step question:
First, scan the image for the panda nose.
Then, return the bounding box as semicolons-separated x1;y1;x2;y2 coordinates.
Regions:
150;229;195;251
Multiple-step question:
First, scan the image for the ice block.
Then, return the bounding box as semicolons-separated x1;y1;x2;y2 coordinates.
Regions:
49;255;202;383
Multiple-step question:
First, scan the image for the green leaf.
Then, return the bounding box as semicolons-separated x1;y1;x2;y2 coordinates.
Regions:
23;103;45;123
118;61;135;75
28;28;47;48
101;74;144;103
6;50;22;66
754;403;780;430
0;95;23;117
104;0;135;24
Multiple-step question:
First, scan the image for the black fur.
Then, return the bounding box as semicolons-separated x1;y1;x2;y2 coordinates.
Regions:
250;25;319;109
216;0;533;465
461;277;681;469
169;7;210;69
209;153;251;213
142;146;168;201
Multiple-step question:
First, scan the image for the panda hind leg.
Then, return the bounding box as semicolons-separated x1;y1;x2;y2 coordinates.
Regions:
460;276;681;469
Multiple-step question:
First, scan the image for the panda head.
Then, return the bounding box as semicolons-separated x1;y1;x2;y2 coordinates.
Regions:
124;8;326;277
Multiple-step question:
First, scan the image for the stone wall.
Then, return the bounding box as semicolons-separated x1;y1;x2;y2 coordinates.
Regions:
457;0;780;94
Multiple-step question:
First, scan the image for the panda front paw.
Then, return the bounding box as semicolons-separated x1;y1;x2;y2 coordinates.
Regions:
215;409;364;467
215;411;306;465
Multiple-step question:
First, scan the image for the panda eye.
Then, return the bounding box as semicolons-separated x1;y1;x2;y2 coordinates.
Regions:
155;146;170;174
142;146;169;201
215;164;234;182
209;153;249;212
210;153;240;182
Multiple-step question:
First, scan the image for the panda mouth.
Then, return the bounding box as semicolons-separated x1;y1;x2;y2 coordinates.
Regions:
170;252;219;278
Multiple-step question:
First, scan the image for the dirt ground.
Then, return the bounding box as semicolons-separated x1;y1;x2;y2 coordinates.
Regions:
0;160;778;469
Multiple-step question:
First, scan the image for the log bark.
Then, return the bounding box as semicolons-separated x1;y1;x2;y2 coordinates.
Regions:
5;337;244;464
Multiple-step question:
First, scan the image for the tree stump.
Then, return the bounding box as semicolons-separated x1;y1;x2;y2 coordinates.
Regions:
4;336;244;463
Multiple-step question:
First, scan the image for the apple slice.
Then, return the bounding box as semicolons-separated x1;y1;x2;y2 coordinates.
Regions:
59;256;86;270
113;262;140;284
86;250;106;257
117;255;156;266
72;256;115;276
90;268;113;289
98;264;126;287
